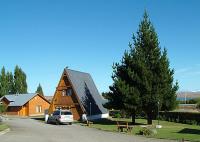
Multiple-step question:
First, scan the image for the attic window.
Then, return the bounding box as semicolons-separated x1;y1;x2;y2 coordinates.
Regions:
66;88;72;96
62;90;66;96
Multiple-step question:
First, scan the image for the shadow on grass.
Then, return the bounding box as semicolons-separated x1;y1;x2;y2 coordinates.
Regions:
91;118;145;126
178;128;200;135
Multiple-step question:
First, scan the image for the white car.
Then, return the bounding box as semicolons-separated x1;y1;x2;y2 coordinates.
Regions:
47;110;73;125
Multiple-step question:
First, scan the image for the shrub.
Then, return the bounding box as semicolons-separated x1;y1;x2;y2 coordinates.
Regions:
159;111;200;125
196;102;200;110
0;105;6;114
139;127;157;136
0;116;3;123
114;113;121;118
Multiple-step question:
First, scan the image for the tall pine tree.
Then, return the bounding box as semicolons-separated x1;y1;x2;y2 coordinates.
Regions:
14;65;28;94
6;71;15;94
104;11;178;124
104;46;141;124
0;67;8;97
130;11;178;124
160;49;178;111
36;83;44;96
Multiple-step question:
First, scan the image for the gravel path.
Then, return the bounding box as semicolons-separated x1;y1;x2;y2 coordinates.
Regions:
0;118;176;142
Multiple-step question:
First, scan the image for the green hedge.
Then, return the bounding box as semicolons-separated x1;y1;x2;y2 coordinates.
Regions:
159;111;200;125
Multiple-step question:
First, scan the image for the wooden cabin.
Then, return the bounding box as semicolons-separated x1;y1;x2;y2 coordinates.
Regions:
48;68;108;120
0;93;50;116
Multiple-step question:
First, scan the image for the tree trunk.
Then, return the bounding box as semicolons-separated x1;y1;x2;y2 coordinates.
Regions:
131;111;136;124
147;112;153;125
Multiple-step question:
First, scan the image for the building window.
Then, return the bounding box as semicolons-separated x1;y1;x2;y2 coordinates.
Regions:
36;106;42;113
62;90;66;96
39;106;42;113
62;88;72;96
67;88;72;96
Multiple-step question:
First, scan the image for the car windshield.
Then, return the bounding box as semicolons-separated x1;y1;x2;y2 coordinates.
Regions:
53;111;60;116
61;111;72;115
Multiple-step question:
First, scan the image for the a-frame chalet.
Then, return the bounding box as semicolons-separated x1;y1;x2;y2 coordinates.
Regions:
48;68;108;120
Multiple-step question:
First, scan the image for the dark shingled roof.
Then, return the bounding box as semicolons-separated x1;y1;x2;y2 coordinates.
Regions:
65;68;107;115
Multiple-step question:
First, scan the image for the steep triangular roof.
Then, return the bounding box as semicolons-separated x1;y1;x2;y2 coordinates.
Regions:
65;68;107;115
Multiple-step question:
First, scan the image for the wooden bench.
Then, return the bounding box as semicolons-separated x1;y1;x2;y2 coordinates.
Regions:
116;121;133;132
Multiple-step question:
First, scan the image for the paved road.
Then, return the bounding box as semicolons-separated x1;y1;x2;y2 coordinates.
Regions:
0;118;176;142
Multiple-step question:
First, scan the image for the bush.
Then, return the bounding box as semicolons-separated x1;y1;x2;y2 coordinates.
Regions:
114;113;121;118
197;102;200;110
159;111;200;125
0;116;2;123
109;110;126;118
139;127;157;136
0;105;6;114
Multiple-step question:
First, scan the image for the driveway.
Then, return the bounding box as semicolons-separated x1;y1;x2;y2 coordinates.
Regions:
0;118;175;142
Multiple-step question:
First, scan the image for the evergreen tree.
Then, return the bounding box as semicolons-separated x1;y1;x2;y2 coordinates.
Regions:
103;84;125;111
103;45;141;124
0;67;8;97
36;83;44;96
133;11;163;125
160;49;178;111
14;65;28;94
105;11;178;125
6;71;15;94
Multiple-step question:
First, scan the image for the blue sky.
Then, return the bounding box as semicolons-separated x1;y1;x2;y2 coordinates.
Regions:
0;0;200;96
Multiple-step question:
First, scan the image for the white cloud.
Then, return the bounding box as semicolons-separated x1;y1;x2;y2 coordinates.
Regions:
175;68;190;74
175;65;200;77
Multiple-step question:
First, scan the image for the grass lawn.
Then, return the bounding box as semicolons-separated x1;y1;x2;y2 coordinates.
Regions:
87;118;200;142
0;123;8;132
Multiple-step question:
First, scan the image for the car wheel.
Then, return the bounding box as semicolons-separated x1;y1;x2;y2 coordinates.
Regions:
69;122;72;125
47;119;50;124
55;120;60;125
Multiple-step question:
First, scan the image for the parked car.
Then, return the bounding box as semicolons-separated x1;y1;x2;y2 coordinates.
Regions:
47;109;73;125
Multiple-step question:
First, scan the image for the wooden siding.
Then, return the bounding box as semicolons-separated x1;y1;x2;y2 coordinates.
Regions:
28;95;50;116
1;98;10;107
49;71;84;120
6;106;21;115
5;94;50;116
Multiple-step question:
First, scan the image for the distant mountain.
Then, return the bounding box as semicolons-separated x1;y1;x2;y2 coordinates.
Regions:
177;91;200;99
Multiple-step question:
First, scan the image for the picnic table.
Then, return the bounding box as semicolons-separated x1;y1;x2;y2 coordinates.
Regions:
116;121;134;132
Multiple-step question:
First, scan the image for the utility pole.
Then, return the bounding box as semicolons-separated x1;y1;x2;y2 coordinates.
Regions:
158;101;160;125
90;102;91;116
185;93;187;104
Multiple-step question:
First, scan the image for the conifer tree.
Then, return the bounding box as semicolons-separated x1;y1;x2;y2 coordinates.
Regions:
0;67;8;97
36;83;44;96
104;46;141;124
134;12;163;124
105;11;178;125
14;65;28;94
160;49;178;111
6;71;15;94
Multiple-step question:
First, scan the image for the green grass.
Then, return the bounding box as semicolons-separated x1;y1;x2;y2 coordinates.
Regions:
0;124;8;132
85;118;200;142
